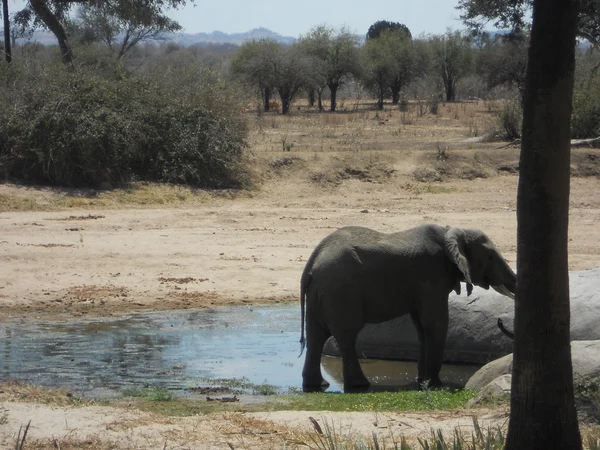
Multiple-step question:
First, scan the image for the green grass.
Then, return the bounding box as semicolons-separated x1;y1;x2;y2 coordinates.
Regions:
127;387;477;417
121;386;173;402
284;389;477;412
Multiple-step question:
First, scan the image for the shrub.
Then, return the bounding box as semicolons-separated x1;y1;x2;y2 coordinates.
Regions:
571;77;600;139
0;55;248;188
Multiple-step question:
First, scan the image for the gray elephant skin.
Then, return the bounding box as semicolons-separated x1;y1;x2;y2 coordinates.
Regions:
323;266;600;367
299;224;516;392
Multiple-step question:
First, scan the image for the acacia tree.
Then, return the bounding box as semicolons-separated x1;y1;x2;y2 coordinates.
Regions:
429;30;474;102
504;0;582;447
361;31;398;109
299;25;361;112
476;31;528;97
388;38;429;104
264;44;311;114
13;0;189;65
74;3;181;59
230;38;279;112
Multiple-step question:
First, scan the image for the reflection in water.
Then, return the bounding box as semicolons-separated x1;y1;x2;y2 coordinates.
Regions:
0;306;481;397
321;356;481;392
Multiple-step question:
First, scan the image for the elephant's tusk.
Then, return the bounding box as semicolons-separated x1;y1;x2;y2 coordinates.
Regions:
492;284;515;300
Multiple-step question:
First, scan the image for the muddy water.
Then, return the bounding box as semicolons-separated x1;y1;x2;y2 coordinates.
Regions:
0;306;480;398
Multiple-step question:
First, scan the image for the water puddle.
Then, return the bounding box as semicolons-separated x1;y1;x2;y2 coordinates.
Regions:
0;305;480;398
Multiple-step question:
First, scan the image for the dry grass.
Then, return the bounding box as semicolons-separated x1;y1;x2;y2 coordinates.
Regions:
0;381;88;407
2;99;598;213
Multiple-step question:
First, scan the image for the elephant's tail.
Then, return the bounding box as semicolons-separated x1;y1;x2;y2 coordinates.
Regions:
299;270;308;357
299;249;318;357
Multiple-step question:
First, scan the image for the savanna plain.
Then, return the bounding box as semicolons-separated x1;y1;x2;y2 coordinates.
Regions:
1;101;599;449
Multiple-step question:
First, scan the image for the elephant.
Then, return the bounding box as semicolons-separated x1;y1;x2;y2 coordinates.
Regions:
299;223;516;392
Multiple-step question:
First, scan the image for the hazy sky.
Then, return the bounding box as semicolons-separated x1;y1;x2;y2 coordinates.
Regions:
167;0;465;37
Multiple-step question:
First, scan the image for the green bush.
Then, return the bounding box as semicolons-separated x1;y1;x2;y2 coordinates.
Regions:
494;97;522;141
571;77;600;139
0;55;248;188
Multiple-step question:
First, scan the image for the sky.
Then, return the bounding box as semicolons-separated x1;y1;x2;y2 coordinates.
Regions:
167;0;466;37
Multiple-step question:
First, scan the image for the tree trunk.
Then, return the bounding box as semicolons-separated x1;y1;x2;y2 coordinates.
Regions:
279;92;290;114
2;0;11;64
505;0;581;448
377;90;384;110
307;87;315;107
317;88;324;111
263;86;271;112
29;0;73;65
445;79;455;102
329;83;338;112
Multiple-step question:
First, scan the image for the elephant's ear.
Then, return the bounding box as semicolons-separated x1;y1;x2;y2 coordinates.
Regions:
445;228;473;293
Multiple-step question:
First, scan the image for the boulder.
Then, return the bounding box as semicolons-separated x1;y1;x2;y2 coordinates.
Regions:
466;340;600;391
466;374;512;407
323;267;600;365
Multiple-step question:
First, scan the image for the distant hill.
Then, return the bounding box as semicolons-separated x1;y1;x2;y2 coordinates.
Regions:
11;27;297;47
172;27;297;46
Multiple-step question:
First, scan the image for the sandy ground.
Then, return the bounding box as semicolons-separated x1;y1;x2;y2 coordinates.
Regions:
0;398;509;449
1;175;599;319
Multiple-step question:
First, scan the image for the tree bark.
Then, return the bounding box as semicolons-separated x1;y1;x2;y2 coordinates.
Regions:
29;0;73;65
505;0;581;448
329;83;338;112
307;87;315;107
2;0;11;63
263;86;271;112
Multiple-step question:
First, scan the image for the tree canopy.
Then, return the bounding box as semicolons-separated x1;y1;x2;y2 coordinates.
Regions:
13;0;189;64
457;0;600;47
366;20;411;41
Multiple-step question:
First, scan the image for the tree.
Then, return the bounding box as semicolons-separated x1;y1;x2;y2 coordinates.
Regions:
230;38;279;112
505;0;582;448
458;0;600;48
299;25;361;112
2;0;11;63
429;30;474;102
366;20;411;41
388;38;429;104
13;0;189;65
476;31;528;97
264;44;311;114
361;31;397;109
74;2;181;59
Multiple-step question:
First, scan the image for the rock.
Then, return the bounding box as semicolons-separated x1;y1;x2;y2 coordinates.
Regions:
465;355;512;390
466;340;600;391
467;374;512;407
323;267;600;365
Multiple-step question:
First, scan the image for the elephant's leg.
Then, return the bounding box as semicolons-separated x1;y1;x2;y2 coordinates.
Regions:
410;312;427;386
302;314;331;391
420;307;449;388
333;328;370;392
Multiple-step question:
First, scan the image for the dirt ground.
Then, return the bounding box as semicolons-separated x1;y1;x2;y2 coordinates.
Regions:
1;101;599;448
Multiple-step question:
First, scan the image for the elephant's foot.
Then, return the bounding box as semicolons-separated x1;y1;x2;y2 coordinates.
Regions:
302;377;330;393
343;381;371;393
343;375;371;393
417;376;443;390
